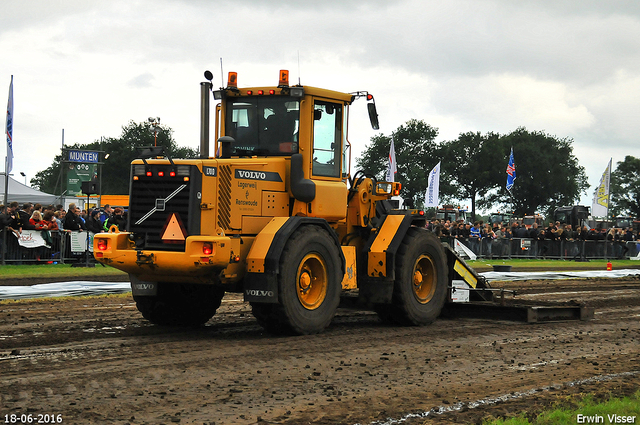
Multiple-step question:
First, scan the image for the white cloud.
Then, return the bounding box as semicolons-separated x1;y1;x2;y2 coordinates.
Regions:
1;0;640;209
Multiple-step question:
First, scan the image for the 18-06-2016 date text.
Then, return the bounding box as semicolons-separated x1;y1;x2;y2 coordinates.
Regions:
4;414;63;424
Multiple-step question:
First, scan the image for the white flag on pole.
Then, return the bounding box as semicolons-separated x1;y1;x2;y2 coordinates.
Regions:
424;161;441;208
591;158;611;217
385;139;397;182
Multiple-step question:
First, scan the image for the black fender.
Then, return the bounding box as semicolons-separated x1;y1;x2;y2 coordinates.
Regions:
244;216;345;303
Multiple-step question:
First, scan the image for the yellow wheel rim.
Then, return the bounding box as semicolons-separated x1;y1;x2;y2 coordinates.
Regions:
296;253;328;310
412;254;436;304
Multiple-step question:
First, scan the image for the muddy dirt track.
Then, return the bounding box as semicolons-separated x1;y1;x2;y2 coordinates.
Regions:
1;275;639;425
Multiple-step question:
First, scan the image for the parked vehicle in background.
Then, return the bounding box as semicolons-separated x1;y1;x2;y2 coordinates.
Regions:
611;216;640;232
553;205;590;229
489;212;513;226
436;205;468;223
522;214;544;229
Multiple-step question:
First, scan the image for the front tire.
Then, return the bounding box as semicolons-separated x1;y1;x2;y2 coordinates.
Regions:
252;225;342;335
378;227;448;326
133;282;224;326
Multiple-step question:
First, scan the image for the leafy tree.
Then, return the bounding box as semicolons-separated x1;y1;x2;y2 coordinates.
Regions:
610;155;640;217
355;119;449;208
439;131;502;221
31;121;198;195
487;128;588;217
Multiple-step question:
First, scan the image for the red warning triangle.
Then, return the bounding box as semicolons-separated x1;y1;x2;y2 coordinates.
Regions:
161;213;187;243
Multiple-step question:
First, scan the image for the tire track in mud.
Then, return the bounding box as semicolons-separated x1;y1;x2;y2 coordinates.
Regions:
0;278;639;424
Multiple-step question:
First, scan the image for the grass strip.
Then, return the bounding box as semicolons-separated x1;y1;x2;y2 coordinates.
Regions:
485;390;640;424
0;263;127;279
469;258;640;270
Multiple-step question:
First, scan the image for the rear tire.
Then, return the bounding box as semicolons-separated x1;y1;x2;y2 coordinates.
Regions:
134;282;224;326
252;225;342;335
377;228;448;326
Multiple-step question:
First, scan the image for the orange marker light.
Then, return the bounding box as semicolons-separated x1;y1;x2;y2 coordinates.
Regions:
228;72;238;88
279;70;289;86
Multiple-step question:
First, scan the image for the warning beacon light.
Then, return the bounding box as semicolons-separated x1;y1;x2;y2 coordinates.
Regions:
227;72;238;89
279;70;289;87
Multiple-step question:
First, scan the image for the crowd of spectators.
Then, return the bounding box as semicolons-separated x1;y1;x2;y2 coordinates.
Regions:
0;202;128;261
427;218;639;242
426;217;640;258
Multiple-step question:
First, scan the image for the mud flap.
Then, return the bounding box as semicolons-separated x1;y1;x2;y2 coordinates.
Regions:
130;274;158;296
358;277;394;305
243;272;279;303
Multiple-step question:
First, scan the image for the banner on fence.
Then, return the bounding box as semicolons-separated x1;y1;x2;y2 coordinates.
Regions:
69;231;95;253
16;230;51;249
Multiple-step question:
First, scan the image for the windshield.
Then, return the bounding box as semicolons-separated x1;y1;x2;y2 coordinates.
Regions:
225;96;299;156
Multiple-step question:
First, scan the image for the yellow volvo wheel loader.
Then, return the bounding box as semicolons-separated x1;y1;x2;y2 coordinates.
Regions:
94;70;493;334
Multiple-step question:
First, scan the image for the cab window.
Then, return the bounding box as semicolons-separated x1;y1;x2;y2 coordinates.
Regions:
312;101;342;177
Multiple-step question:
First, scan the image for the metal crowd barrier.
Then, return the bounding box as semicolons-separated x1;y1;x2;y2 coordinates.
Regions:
1;229;639;264
444;237;639;260
0;229;96;265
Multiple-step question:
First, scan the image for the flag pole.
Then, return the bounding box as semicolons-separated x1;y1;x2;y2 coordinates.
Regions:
3;157;8;205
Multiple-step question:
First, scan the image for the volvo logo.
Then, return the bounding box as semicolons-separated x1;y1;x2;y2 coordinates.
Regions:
245;289;274;297
235;169;282;182
238;170;266;179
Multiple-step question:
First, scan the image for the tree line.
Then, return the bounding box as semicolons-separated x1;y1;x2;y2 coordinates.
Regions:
31;121;198;196
30;118;639;219
356;119;639;219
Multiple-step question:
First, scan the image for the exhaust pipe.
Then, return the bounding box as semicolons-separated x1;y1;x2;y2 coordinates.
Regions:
200;81;212;159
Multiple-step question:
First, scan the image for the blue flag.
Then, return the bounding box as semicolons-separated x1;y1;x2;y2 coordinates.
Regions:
506;147;515;191
5;75;13;174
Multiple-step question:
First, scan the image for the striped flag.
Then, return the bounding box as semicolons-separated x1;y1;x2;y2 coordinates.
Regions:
385;138;397;182
505;147;515;191
591;158;611;217
5;75;13;174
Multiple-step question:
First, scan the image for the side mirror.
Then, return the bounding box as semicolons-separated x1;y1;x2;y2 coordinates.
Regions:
367;103;379;130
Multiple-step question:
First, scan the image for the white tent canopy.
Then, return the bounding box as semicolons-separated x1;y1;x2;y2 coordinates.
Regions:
0;173;58;205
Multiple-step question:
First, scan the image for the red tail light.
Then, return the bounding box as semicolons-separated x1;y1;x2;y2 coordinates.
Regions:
203;243;214;255
97;239;108;251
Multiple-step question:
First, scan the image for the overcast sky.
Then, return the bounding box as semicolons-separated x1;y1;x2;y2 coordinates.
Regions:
2;0;639;209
